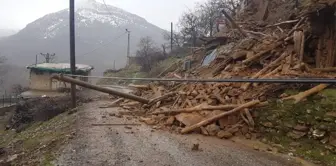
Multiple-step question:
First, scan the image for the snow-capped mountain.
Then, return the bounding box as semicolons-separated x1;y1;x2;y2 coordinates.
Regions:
0;0;166;74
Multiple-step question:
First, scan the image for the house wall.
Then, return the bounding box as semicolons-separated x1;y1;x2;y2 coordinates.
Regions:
29;71;52;90
29;70;91;91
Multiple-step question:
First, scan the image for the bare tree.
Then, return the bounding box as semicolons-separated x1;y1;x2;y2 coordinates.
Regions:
163;31;185;49
135;37;164;72
40;53;56;63
196;1;218;37
178;11;201;47
178;0;243;40
197;0;242;36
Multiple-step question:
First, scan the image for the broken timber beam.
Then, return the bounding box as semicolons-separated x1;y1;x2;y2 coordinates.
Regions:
148;92;176;106
243;41;283;65
52;74;150;104
266;19;299;28
313;67;336;72
151;101;268;115
222;9;248;37
151;104;238;115
283;84;329;103
259;0;269;21
181;100;260;134
241;51;288;90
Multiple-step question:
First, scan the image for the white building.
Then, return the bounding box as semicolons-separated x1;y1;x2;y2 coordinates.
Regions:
26;63;94;91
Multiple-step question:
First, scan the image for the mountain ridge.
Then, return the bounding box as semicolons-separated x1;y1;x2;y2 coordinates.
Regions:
0;0;166;93
0;0;166;72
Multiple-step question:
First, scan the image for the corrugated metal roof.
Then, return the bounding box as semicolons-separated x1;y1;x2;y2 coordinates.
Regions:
202;49;218;66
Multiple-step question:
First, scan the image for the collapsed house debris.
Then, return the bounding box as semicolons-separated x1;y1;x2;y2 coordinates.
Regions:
48;0;336;144
104;0;336;140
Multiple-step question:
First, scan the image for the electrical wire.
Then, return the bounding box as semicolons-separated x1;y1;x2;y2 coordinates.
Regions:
79;32;126;56
102;0;115;17
76;0;130;57
63;74;336;84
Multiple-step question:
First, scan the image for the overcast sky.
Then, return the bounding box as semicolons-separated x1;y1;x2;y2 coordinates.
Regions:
0;0;205;31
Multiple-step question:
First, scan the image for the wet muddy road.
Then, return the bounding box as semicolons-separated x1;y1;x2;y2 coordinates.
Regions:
55;98;301;166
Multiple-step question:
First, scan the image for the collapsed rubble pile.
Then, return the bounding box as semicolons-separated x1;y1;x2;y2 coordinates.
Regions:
112;0;336;139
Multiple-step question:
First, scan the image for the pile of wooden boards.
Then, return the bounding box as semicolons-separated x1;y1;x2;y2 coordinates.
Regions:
107;1;336;139
117;79;329;139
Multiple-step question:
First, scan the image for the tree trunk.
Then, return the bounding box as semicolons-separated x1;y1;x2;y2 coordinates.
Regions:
209;21;214;37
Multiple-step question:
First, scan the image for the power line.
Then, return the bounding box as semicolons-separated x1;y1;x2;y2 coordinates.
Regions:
102;0;115;18
100;0;129;31
64;74;336;84
79;32;126;56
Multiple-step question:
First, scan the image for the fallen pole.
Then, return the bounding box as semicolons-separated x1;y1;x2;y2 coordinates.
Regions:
52;74;150;104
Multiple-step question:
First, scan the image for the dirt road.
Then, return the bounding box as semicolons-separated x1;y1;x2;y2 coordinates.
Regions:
54;95;302;166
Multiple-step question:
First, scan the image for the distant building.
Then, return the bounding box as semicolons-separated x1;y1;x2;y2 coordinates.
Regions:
26;63;94;91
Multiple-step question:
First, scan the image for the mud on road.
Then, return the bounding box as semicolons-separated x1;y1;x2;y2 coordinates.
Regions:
54;98;302;166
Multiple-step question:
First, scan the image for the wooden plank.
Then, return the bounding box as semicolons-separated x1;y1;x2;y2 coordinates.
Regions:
181;100;260;134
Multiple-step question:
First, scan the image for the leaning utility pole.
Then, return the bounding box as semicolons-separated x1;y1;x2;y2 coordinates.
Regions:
69;0;76;108
171;22;173;52
126;29;131;66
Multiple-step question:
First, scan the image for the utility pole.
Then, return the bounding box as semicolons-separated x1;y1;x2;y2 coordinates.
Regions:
171;22;173;52
35;55;38;65
69;0;76;108
126;29;131;66
113;60;116;70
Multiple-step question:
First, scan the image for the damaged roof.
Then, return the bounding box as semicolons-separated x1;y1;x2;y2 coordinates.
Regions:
27;63;94;73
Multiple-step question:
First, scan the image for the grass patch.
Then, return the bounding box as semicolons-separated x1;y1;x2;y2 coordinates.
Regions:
41;152;56;166
256;89;336;165
263;132;336;166
0;111;76;166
